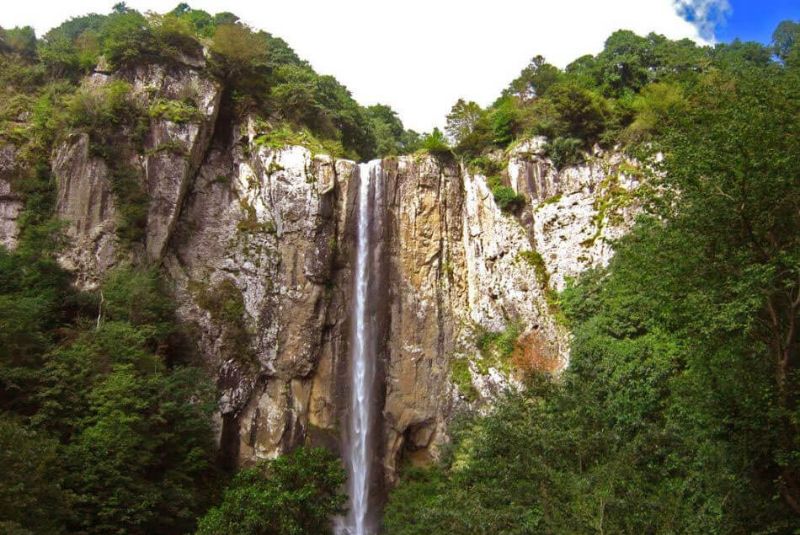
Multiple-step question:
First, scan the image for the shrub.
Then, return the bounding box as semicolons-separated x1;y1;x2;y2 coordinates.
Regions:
195;278;253;363
100;10;154;68
543;137;583;169
108;163;149;246
0;418;69;533
66;80;143;146
467;155;504;176
148;98;202;123
476;322;521;361
208;23;268;81
148;13;201;60
253;121;348;158
487;176;526;214
196;447;346;535
544;82;611;143
517;250;549;288
420;127;451;157
487;96;525;147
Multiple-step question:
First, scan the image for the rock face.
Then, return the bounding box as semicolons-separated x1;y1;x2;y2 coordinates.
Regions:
53;62;221;288
165;134;356;464
48;65;640;488
508;137;641;291
378;156;465;483
53;133;117;287
0;144;23;250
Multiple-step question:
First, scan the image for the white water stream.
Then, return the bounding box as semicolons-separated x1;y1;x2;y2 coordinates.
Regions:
342;161;379;535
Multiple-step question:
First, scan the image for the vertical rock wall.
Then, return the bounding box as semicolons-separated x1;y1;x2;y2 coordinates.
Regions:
42;61;640;485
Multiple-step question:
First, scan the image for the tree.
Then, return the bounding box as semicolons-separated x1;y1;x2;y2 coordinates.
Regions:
445;99;483;145
506;55;561;99
209;23;268;82
773;20;800;64
64;364;216;535
197;447;346;535
366;104;407;156
545;82;610;143
39;14;106;78
3;26;37;59
0;418;69;533
656;63;800;518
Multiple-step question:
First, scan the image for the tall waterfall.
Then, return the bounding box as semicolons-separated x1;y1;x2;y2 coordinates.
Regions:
343;161;380;535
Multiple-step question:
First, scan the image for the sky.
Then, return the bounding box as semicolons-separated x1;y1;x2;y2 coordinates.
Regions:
2;0;798;132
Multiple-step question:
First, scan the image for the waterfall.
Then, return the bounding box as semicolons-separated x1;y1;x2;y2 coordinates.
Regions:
342;160;380;535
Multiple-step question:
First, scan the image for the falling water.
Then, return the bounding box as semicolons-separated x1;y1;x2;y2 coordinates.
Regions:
343;161;379;535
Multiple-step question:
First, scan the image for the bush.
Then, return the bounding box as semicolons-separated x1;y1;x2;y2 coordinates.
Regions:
101;10;202;69
108;163;149;246
0;418;69;533
450;358;478;401
100;10;154;68
148;98;202;123
487;176;526;214
420;128;451;157
197;447;346;535
543;137;583;169
476;322;521;361
209;23;268;82
545;82;611;143
39;14;105;78
66;80;143;146
253;122;348;158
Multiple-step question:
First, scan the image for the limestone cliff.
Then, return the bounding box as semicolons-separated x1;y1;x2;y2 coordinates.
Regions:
2;64;640;488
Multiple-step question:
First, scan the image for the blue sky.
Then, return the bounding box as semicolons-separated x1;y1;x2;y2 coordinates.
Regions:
715;0;800;43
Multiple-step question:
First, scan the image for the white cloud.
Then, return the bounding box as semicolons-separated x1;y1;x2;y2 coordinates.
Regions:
673;0;731;40
3;0;713;132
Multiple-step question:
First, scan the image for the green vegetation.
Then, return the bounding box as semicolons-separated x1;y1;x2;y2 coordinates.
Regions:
197;447;346;535
252;121;348;159
1;7;363;533
0;229;219;533
4;4;800;534
385;21;800;534
542;136;583;169
442;26;799;185
419;127;452;157
148;98;203;123
517;250;549;288
472;323;521;375
486;176;526;214
450;358;478;402
2;3;422;162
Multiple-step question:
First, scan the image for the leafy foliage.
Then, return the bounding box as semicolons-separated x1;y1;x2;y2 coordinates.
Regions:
486;176;525;214
196;447;346;535
0;229;219;534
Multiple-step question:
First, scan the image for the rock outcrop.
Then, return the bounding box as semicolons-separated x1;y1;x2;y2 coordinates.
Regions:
53;62;221;288
45;64;640;487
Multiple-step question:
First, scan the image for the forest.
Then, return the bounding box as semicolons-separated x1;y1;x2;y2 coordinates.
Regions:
1;2;799;533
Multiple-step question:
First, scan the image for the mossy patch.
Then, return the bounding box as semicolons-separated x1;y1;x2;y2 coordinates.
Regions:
450;358;478;402
193;278;254;364
148;98;203;124
251;120;352;159
472;322;522;375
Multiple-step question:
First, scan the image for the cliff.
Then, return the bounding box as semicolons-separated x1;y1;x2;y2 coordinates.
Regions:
0;64;640;488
